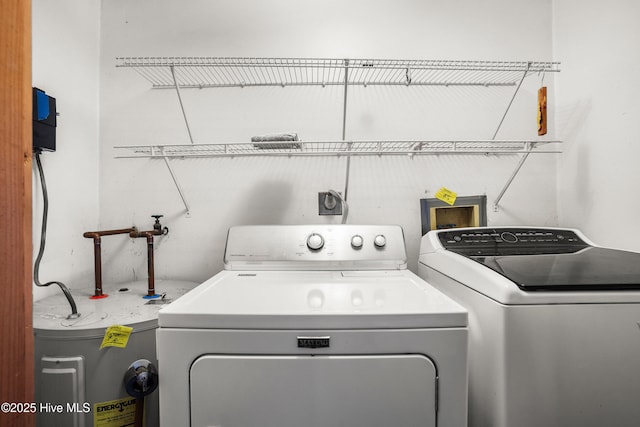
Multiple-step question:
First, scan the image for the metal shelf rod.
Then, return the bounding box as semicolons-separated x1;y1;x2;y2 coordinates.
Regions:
170;66;195;144
493;142;535;211
342;59;352;202
492;62;531;140
491;62;535;211
161;148;191;215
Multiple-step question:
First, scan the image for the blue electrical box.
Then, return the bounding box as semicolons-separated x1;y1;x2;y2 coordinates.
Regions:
32;87;56;152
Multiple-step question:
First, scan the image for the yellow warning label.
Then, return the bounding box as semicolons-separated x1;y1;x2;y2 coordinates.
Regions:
100;325;133;349
435;187;457;206
93;397;137;427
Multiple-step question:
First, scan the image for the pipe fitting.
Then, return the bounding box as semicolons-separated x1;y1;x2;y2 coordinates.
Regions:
83;228;137;298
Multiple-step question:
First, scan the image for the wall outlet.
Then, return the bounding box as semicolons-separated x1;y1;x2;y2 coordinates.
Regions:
318;192;342;215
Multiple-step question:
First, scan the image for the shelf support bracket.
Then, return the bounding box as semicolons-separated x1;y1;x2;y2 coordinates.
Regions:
170;65;195;144
161;148;191;216
492;62;531;140
341;59;349;141
493;142;534;211
341;59;352;203
492;62;532;211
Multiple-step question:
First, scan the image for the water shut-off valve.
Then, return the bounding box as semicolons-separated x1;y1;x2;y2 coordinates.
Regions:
151;215;169;235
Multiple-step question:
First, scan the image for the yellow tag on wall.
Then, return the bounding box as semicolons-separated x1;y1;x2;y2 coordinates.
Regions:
100;325;133;349
435;187;457;206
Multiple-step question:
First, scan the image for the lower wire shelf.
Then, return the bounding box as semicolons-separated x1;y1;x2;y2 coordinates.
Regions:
113;139;561;215
114;139;561;159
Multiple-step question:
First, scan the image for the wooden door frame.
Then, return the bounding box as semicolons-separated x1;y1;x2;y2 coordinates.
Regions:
0;0;34;426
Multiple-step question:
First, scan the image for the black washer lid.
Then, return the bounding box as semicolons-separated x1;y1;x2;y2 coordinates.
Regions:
471;247;640;291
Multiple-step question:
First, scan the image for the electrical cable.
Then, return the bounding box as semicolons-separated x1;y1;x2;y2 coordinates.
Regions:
33;150;80;319
327;189;349;224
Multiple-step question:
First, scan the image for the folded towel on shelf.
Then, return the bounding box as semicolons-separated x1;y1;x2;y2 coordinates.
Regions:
251;133;299;142
251;133;301;150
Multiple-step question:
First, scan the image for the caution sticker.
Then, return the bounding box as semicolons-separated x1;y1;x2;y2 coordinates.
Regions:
93;397;137;427
100;325;133;349
435;187;457;206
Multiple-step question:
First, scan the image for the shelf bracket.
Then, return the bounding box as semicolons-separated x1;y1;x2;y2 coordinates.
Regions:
341;59;349;141
342;59;352;203
492;62;532;212
493;142;534;211
161;147;191;216
492;62;531;140
170;65;195;144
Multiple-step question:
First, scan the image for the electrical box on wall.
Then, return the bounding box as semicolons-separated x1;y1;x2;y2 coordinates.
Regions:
32;87;57;152
420;195;487;235
318;192;343;215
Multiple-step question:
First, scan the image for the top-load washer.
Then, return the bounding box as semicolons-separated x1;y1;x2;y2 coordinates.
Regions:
157;224;468;427
418;226;640;427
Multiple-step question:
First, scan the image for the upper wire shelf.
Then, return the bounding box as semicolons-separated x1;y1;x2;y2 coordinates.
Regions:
115;57;560;89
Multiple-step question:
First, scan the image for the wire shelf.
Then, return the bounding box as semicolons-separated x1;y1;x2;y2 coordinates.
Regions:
116;57;560;89
114;56;562;213
114;140;562;159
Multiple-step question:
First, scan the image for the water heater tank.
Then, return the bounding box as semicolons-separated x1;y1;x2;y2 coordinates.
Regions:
33;279;198;427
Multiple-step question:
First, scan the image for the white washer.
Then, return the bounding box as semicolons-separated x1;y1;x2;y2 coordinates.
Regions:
418;226;640;427
157;225;468;427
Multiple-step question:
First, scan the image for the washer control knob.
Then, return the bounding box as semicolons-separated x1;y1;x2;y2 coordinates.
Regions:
307;233;325;251
374;234;387;248
501;232;518;243
351;235;364;249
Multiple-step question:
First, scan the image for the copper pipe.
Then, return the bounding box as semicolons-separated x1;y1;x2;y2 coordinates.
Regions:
134;398;144;427
146;234;155;297
84;228;138;238
83;228;137;298
129;229;163;297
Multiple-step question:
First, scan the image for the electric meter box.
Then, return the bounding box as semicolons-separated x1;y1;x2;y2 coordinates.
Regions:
32;87;56;152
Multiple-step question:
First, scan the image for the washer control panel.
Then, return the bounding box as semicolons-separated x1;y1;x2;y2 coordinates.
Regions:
437;228;589;254
224;225;407;270
304;231;389;253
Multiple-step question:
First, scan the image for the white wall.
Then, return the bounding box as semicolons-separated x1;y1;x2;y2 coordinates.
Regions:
32;0;101;300
98;0;558;282
553;0;640;250
29;0;640;314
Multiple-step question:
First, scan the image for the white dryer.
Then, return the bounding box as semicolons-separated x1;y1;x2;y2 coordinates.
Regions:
418;226;640;427
157;224;468;427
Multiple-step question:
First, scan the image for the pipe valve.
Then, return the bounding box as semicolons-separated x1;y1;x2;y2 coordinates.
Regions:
151;215;169;235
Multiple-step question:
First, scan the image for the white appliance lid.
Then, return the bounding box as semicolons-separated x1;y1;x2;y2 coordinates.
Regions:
419;226;640;304
159;270;467;329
